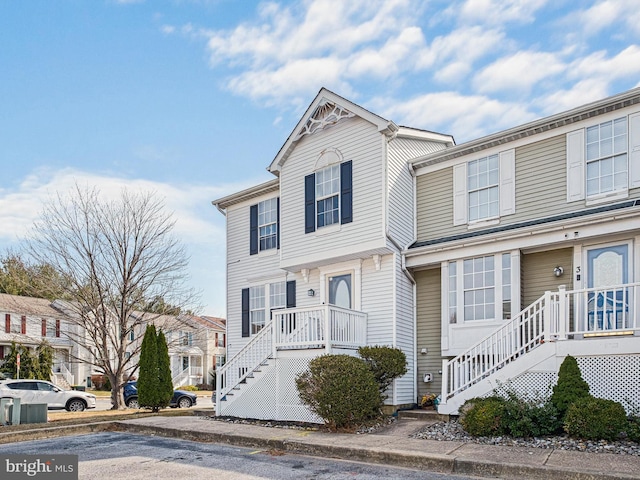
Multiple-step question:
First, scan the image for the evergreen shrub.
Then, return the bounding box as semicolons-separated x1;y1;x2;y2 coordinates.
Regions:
296;354;382;429
551;355;590;419
564;396;627;441
626;415;640;443
459;396;507;436
357;346;407;398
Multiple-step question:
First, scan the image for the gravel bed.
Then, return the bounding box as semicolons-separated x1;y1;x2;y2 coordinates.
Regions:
411;419;640;456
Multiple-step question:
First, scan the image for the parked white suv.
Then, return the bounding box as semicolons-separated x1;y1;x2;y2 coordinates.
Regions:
0;379;96;411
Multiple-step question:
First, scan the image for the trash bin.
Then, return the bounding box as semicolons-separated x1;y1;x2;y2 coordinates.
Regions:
71;385;85;392
20;403;47;424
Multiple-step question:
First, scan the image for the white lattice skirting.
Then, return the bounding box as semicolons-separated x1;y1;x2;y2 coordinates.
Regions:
494;354;640;412
218;356;323;423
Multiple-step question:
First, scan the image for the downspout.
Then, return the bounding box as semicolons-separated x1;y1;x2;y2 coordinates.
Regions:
384;133;418;407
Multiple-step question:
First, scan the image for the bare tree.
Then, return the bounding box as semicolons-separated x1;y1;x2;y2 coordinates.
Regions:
26;184;197;409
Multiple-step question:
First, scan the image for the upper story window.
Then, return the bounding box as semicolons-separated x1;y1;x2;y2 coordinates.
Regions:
586;118;627;197
250;197;279;255
567;112;640;203
453;150;515;227
305;149;352;233
468;155;499;222
258;198;278;250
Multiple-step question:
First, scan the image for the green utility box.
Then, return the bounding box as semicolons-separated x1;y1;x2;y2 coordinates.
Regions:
19;403;48;424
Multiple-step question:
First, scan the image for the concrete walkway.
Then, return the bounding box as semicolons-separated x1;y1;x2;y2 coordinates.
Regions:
110;415;640;480
0;412;638;479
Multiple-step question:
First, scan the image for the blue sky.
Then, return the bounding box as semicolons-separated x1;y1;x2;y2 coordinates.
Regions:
1;0;639;316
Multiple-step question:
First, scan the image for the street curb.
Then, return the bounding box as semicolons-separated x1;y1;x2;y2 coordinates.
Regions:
0;421;638;480
109;422;639;480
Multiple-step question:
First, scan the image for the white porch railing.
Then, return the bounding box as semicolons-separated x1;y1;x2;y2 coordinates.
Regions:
172;367;189;387
53;363;74;387
217;321;274;404
216;305;367;411
442;282;640;403
274;305;367;350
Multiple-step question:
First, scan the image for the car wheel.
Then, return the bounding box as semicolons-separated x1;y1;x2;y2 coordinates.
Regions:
126;397;140;409
177;397;192;408
66;399;86;412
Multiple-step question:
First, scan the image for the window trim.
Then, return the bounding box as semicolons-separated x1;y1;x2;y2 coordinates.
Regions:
305;159;353;233
453;149;515;227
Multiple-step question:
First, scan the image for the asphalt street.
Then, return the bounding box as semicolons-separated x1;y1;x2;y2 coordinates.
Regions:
0;432;482;480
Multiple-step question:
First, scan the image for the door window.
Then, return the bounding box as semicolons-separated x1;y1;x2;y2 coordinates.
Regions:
329;274;352;309
586;244;630;330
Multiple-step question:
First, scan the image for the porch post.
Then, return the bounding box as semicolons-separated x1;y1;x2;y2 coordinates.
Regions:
440;359;449;405
271;321;277;360
557;285;567;340
543;291;552;342
325;305;332;354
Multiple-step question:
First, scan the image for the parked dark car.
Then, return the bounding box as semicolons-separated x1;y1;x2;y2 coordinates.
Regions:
122;381;197;409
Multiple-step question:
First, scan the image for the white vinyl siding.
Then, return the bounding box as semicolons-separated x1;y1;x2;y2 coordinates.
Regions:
279;117;386;269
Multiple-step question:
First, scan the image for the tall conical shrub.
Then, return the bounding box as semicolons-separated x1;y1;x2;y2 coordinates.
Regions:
138;324;161;411
156;330;173;408
551;355;590;419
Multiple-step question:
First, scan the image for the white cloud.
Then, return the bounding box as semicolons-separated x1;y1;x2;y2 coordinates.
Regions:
538;79;610;115
197;0;427;104
379;91;535;142
571;0;640;36
456;0;548;25
570;45;640;81
161;25;176;35
0;168;255;315
473;50;566;94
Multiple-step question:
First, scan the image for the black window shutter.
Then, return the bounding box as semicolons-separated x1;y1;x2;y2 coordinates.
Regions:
286;280;296;308
304;173;316;233
241;288;250;337
340;160;353;224
249;204;258;255
276;197;280;249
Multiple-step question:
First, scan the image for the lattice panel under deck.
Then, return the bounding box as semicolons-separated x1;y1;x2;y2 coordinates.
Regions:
578;355;640;411
219;363;277;419
492;355;640;413
276;357;323;423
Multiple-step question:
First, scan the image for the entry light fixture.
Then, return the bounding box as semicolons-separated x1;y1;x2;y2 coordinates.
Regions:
307;289;315;297
553;266;564;277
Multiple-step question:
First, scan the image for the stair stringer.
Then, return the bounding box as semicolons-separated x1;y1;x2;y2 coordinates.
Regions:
438;341;557;415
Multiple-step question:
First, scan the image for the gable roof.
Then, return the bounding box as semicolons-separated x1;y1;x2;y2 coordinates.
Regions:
0;293;64;318
267;88;399;174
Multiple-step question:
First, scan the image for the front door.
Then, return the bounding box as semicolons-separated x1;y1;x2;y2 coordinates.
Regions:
586;244;630;331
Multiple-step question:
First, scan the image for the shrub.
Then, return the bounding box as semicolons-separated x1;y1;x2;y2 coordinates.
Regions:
296;354;382;429
500;392;561;437
181;385;198;391
460;396;507;436
357;345;407;398
196;383;213;391
551;355;590;419
564;396;627;441
626;415;640;443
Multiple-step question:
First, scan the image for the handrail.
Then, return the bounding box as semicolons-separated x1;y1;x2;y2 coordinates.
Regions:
443;292;551;400
216;321;273;407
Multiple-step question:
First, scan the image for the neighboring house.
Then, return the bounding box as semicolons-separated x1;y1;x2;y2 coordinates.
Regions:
0;293;79;389
406;87;640;414
212;88;454;421
0;293;225;390
199;315;227;373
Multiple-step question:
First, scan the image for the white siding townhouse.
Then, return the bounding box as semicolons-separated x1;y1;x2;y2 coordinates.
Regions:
212;88;454;421
214;86;640;420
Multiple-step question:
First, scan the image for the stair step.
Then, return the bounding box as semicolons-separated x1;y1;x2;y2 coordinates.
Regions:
398;409;450;422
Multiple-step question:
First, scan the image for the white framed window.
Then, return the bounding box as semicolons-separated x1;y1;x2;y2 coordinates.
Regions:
249;285;266;334
468;155;499;222
269;281;286;312
567;111;640;203
447;252;516;323
586;117;628;197
315;164;340;228
453;150;515;226
258;198;278;251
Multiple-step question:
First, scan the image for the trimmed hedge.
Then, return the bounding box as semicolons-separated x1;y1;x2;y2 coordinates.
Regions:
551;355;590;419
460;396;507;436
358;345;407;397
296;354;382;429
564;396;627;441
